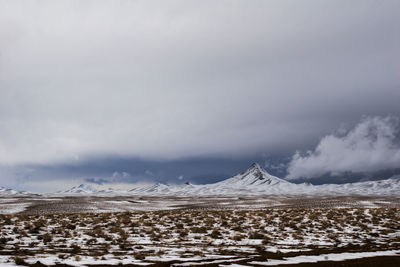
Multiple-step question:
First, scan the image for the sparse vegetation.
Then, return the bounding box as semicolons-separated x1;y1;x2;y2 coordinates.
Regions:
0;202;399;266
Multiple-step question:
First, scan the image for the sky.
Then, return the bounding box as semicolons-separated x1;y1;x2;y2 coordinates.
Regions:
0;0;399;192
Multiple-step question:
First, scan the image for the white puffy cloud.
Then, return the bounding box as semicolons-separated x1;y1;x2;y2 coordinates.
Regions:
286;116;400;179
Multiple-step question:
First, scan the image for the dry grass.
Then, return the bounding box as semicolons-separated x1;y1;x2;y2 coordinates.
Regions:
0;207;399;264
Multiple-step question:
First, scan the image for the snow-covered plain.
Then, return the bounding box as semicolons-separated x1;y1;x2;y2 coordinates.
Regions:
249;250;400;266
0;207;399;266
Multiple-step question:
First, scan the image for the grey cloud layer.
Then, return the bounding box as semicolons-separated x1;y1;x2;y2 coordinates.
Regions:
0;1;399;165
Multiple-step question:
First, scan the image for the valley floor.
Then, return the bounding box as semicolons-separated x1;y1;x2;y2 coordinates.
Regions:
0;196;399;266
1;195;400;214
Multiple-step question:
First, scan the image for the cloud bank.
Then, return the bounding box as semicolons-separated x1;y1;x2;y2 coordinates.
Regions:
0;1;399;167
286;116;400;179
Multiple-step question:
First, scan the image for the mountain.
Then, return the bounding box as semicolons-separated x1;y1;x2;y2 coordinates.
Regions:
313;177;400;196
0;186;31;196
123;163;297;196
123;163;400;196
129;183;170;194
61;184;98;194
58;164;400;196
214;163;289;187
98;187;125;194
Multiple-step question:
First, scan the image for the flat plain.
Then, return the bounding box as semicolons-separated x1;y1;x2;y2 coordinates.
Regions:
0;196;399;266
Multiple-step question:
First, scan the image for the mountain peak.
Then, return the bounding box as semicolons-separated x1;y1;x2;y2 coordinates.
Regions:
248;162;262;171
0;186;30;195
77;184;97;190
215;162;290;187
245;162;267;172
63;183;98;194
242;163;269;179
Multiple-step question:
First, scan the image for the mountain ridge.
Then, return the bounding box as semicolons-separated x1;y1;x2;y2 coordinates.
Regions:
58;163;400;196
0;186;33;196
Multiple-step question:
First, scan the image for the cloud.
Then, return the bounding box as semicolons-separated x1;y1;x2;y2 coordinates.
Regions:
0;1;399;166
84;171;131;184
286;116;400;179
264;161;287;174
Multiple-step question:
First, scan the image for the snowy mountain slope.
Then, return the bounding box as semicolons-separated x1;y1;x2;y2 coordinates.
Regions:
215;163;289;187
120;164;297;195
125;164;400;196
58;164;400;196
0;187;32;196
313;178;400;196
60;184;98;194
129;183;171;194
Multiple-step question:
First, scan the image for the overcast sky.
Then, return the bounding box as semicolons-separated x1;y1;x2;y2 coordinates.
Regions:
1;1;399;192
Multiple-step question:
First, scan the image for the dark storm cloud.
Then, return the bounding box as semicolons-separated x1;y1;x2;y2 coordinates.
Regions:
0;1;399;190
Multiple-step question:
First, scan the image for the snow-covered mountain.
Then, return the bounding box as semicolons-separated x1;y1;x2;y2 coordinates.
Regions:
215;163;289;187
313;178;400;196
0;187;32;196
129;183;171;194
61;184;98;194
126;163;400;196
58;164;400;196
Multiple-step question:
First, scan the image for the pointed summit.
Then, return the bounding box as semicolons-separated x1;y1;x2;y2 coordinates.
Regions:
216;162;290;187
248;162;263;171
241;163;270;180
62;184;98;194
249;162;264;171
